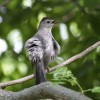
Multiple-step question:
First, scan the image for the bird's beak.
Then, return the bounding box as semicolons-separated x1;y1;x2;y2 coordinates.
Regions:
52;20;60;24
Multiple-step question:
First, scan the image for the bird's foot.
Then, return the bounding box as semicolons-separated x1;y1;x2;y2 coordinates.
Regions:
46;66;50;72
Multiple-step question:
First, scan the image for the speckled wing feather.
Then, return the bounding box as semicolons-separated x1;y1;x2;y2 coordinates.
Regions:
25;37;44;63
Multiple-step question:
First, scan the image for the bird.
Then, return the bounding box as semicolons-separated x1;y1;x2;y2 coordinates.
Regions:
25;17;60;85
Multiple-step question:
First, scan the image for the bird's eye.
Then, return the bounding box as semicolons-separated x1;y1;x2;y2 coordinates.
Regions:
47;21;50;23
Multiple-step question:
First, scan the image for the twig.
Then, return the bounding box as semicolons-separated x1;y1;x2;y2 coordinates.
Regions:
49;41;100;72
0;74;34;88
0;41;100;88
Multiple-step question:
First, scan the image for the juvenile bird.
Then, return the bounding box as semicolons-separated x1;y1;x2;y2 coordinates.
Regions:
25;17;60;85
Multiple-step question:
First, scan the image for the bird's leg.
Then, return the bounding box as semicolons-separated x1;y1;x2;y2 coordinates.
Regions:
46;66;50;72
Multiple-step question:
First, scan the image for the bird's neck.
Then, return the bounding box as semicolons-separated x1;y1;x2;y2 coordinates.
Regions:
38;27;52;35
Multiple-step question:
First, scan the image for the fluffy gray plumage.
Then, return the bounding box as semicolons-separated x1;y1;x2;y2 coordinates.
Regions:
25;17;60;84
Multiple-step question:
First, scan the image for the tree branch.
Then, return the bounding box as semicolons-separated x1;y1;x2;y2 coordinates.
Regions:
0;41;100;88
0;82;92;100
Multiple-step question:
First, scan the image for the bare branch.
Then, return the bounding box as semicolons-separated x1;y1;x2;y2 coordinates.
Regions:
0;75;34;88
0;82;92;100
50;41;100;72
0;41;100;88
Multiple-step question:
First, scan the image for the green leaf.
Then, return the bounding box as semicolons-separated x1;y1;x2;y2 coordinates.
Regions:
91;87;100;93
52;67;77;85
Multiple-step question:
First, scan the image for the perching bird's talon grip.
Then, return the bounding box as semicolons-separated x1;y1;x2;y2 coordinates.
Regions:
46;66;50;72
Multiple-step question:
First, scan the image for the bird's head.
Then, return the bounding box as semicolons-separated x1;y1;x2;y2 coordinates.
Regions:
39;17;59;29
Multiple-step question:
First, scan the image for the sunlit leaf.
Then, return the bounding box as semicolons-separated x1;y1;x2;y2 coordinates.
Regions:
91;87;100;93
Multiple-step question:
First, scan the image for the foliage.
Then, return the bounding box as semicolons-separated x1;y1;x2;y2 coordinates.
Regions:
51;67;84;93
91;87;100;93
52;67;100;94
51;67;77;86
0;0;100;99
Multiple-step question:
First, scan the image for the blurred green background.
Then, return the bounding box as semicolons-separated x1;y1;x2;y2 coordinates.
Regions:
0;0;100;99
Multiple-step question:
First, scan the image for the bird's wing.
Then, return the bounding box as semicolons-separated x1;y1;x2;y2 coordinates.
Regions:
25;37;46;84
25;37;44;62
52;37;60;55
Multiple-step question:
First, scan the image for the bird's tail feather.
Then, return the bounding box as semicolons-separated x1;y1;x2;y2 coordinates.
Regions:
35;61;46;85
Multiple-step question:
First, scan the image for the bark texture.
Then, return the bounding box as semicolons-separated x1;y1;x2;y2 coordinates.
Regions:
0;82;92;100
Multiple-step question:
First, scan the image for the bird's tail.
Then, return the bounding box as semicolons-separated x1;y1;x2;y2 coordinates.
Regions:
34;61;46;85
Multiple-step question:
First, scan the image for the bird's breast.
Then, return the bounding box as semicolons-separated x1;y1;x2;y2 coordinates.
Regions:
43;37;54;57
